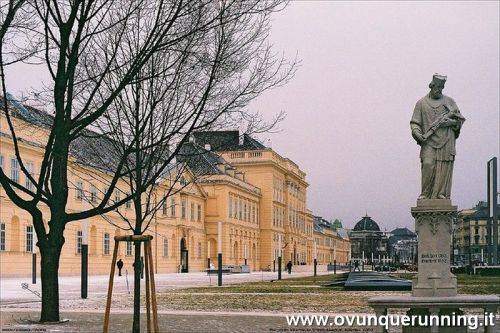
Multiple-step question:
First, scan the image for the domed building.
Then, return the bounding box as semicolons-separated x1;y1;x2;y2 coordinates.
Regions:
348;214;389;263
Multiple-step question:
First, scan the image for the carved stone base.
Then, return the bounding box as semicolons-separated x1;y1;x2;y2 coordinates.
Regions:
411;199;457;297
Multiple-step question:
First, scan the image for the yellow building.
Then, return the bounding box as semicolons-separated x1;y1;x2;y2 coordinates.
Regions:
192;131;311;270
313;216;351;264
1;101;350;277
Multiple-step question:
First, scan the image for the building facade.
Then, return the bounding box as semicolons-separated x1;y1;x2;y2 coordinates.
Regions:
453;201;500;265
0;104;350;276
348;214;388;263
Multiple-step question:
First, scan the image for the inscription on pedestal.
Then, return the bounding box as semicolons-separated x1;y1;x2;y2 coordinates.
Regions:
411;200;458;297
420;252;448;264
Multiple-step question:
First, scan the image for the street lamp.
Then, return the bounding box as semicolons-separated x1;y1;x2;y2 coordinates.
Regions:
81;220;89;299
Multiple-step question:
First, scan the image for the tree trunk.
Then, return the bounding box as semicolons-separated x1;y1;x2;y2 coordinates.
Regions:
132;241;142;333
39;244;63;322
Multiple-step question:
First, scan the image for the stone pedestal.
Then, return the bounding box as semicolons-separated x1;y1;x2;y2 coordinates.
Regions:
411;199;457;297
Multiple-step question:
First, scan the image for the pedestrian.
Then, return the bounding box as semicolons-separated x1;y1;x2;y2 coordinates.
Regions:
286;260;292;274
354;260;360;272
117;259;123;276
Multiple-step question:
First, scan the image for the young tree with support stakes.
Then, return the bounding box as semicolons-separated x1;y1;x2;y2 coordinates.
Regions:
0;0;295;324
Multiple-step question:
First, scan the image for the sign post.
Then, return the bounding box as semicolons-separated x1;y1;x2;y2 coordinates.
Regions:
32;232;37;284
81;221;89;299
487;157;498;265
217;222;223;286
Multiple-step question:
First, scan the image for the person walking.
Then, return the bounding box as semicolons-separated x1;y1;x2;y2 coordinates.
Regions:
117;259;124;276
286;260;292;274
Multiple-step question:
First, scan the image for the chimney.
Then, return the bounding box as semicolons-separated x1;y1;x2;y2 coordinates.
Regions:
204;144;211;151
238;133;244;146
189;135;195;143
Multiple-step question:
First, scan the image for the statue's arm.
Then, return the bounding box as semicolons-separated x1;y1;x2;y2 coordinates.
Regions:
410;101;425;144
446;98;465;138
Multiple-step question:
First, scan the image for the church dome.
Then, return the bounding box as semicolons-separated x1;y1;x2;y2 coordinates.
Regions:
353;214;380;232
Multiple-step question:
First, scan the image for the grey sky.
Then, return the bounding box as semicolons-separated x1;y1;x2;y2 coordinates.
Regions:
5;1;499;231
250;1;500;230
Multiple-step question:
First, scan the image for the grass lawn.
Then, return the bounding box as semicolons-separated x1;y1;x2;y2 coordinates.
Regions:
155;272;500;313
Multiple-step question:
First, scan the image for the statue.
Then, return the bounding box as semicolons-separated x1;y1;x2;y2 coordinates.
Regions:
410;74;465;200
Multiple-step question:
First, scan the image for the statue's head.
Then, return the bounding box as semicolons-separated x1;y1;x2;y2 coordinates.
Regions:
428;74;447;99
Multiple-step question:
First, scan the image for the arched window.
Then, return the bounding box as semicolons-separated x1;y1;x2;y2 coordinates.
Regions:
163;238;169;257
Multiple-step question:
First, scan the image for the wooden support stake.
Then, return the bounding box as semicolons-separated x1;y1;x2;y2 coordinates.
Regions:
103;236;159;332
144;240;152;333
147;241;159;332
103;240;119;333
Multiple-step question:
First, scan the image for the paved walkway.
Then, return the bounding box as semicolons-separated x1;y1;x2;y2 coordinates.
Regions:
1;268;340;304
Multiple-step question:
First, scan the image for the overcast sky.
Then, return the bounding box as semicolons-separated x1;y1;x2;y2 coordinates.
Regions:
5;1;499;231
250;1;499;230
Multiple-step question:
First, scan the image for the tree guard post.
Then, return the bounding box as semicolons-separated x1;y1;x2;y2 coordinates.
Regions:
103;235;158;333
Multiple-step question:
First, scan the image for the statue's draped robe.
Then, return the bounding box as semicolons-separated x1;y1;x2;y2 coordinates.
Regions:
410;94;465;199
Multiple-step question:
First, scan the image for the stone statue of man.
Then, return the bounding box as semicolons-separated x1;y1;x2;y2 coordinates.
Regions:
410;74;465;200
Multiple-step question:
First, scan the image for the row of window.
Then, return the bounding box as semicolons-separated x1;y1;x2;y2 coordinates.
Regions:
75;230;204;258
0;223;34;252
0;155;36;191
228;194;259;224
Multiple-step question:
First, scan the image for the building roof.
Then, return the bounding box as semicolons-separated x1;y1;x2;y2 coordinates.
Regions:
178;142;227;176
352;214;380;232
390;227;416;237
191;131;266;152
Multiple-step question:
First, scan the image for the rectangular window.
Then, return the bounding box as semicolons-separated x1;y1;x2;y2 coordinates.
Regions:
197;242;202;258
10;158;19;183
126;193;131;209
26;225;33;252
25;161;34;190
163;238;168;257
76;230;83;254
0;223;5;251
76;181;84;201
90;185;98;203
190;202;195;221
233;198;237;219
238;199;242;220
228;196;233;218
0;155;3;187
114;189;120;203
181;199;186;219
103;233;110;255
170;197;176;217
126;241;133;256
162;196;168;215
197;204;202;222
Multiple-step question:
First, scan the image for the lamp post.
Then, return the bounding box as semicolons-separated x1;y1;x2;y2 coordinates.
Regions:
217;221;222;286
278;235;282;280
32;231;37;284
81;220;89;299
313;241;317;277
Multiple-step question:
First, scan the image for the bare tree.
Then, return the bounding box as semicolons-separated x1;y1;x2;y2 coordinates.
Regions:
0;0;294;324
95;2;294;329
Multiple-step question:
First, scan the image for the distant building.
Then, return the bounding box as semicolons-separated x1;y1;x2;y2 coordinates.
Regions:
388;227;417;262
313;216;351;264
348;214;388;262
453;201;500;265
